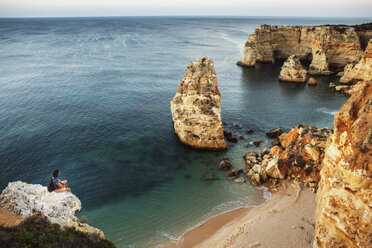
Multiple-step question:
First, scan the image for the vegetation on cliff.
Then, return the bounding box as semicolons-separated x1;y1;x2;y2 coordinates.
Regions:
0;212;116;248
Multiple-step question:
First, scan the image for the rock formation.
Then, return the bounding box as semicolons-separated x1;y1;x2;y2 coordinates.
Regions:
339;39;372;84
0;181;104;238
237;24;372;75
170;58;227;150
278;55;307;82
243;125;331;190
314;82;372;248
308;77;317;85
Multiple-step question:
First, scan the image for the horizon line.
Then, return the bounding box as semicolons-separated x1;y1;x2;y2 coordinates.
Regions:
1;15;372;19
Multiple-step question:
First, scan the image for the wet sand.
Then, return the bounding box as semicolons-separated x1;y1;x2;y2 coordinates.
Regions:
167;181;316;248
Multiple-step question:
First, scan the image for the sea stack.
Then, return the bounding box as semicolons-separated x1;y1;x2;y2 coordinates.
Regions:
314;82;372;247
170;58;227;150
339;39;372;83
278;55;307;82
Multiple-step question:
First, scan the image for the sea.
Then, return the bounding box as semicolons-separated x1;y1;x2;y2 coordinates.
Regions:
0;16;371;248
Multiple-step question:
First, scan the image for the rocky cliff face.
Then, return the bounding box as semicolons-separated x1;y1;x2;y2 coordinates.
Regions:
0;181;104;238
170;58;227;150
237;24;368;75
278;55;307;82
339;39;372;84
314;82;372;247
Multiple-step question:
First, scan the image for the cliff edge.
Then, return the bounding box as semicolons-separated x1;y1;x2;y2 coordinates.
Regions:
237;24;372;75
314;82;372;247
0;181;105;238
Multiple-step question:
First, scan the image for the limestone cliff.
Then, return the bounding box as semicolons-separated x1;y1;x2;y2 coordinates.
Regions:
314;83;372;247
0;181;104;238
278;55;307;82
237;24;372;75
170;58;227;150
339;39;372;84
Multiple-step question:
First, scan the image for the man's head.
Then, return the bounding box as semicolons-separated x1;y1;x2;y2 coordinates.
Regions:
53;169;60;178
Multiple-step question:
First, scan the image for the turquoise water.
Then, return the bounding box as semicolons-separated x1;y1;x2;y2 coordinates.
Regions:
0;17;371;247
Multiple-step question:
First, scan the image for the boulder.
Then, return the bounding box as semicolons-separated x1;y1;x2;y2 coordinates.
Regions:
329;82;336;88
308;77;317;85
265;159;286;179
234;177;245;183
227;170;237;178
218;158;232;170
266;128;283;138
335;85;349;92
253;140;263;147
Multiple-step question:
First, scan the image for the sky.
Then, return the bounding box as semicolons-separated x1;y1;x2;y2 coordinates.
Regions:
0;0;371;18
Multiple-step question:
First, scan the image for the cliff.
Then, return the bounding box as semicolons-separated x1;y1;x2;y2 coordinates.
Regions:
170;58;227;150
314;82;372;247
339;39;372;84
0;181;104;238
237;24;372;75
278;55;307;82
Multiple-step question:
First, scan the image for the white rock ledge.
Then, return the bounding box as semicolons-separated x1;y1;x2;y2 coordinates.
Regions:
0;181;104;238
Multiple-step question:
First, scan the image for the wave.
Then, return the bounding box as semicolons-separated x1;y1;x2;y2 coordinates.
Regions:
156;187;273;248
316;107;338;116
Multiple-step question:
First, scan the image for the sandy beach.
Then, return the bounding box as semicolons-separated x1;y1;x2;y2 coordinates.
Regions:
167;181;316;248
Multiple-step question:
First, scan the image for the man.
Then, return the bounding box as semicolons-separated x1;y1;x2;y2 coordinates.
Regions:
52;169;71;193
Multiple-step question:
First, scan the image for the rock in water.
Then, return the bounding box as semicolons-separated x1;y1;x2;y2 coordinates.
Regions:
170;58;227;150
314;83;372;248
237;24;367;75
308;77;317;85
339;39;372;84
278;55;307;82
266;128;283;138
0;181;104;238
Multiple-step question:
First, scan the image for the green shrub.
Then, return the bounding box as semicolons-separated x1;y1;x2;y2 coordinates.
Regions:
0;213;116;248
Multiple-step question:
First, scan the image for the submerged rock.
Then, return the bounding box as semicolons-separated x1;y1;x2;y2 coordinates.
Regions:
170;58;227;150
0;181;104;238
253;140;263;147
218;158;232;170
279;55;307;82
227;170;237;179
224;130;238;142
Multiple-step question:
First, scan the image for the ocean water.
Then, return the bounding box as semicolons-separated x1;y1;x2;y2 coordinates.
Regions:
0;16;371;247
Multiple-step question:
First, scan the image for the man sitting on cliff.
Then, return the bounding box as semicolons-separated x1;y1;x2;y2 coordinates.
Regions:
48;169;71;193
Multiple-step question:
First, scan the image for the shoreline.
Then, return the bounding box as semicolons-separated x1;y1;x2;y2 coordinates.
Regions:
163;181;316;248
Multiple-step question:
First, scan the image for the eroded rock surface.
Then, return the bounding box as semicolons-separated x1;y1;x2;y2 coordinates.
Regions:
278;55;307;82
170;58;227;150
339;39;372;84
243;125;331;190
314;82;372;248
0;181;104;238
237;24;371;75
